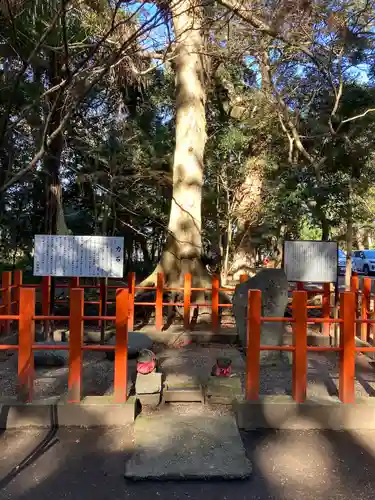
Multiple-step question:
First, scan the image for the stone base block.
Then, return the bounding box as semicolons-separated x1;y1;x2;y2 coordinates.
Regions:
138;393;161;407
234;396;375;430
205;375;243;404
135;372;162;395
163;387;204;403
0;396;136;429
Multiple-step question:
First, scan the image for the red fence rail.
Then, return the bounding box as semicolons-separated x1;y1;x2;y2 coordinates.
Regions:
2;270;370;336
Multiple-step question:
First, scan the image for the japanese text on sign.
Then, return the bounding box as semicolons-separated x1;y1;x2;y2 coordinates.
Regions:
33;235;124;277
284;240;338;283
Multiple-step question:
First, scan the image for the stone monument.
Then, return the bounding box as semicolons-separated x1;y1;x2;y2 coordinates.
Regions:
232;268;289;364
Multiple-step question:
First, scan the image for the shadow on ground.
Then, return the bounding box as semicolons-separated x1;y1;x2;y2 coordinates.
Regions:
2;401;375;500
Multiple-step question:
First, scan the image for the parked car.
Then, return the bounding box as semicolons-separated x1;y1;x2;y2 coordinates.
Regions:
338;249;346;276
352;250;375;275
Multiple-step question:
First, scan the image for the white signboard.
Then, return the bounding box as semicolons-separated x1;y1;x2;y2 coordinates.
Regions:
33;235;124;277
284;240;338;283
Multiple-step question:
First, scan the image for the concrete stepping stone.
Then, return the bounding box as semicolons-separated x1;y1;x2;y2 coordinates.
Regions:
125;410;252;480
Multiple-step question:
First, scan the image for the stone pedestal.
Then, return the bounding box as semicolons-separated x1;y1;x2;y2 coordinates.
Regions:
135;372;162;407
205;375;243;404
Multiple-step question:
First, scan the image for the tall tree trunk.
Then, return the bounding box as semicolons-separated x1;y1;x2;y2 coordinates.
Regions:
44;159;70;236
363;228;371;249
230;156;264;278
345;180;353;289
321;217;330;241
44;52;70;236
222;219;232;285
138;236;151;269
272;224;286;267
143;0;207;287
225;51;270;278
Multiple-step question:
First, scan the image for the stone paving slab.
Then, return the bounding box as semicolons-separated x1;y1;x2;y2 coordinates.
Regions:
125;408;252;480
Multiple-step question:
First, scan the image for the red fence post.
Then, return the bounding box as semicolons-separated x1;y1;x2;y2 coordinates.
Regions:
18;288;35;402
155;272;164;330
127;272;135;331
296;281;304;291
292;291;308;403
212;274;220;334
339;291;355;403
369;280;374;343
0;273;5;333
41;276;51;335
350;273;359;294
13;269;23;314
362;277;371;342
350;274;359;337
99;278;107;329
322;282;331;336
1;271;12;335
98;279;103;327
246;289;261;400
68;288;84;403
240;274;248;283
184;273;192;330
70;277;80;289
114;289;129;403
350;273;359;292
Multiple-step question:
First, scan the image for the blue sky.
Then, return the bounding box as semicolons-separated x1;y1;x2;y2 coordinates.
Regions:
127;1;170;52
126;1;373;93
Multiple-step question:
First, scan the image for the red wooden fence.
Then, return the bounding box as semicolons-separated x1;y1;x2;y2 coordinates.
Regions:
0;283;374;404
0;268;375;404
2;270;362;335
0;286;129;404
245;288;375;404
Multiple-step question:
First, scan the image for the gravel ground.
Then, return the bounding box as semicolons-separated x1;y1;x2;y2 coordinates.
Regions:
2;424;375;499
1;342;375;400
0;351;137;399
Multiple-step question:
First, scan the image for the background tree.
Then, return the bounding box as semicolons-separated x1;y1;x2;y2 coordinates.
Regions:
1;0;375;320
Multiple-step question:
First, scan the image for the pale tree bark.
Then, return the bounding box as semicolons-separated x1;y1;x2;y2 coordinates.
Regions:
229;51;269;278
44;52;71;237
135;0;226;330
222;218;232;285
320;210;330;241
142;0;208;287
362;228;371;250
230;156;264;279
356;227;371;250
345;180;353;290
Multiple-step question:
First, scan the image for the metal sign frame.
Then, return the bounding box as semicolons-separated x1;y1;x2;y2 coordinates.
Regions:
283;239;338;283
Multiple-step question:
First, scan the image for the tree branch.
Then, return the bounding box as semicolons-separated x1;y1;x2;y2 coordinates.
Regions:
216;0;316;58
0;1;67;143
339;108;375;127
1;6;165;192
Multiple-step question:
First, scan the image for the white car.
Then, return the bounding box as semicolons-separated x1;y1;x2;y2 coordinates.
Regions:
352;250;375;275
